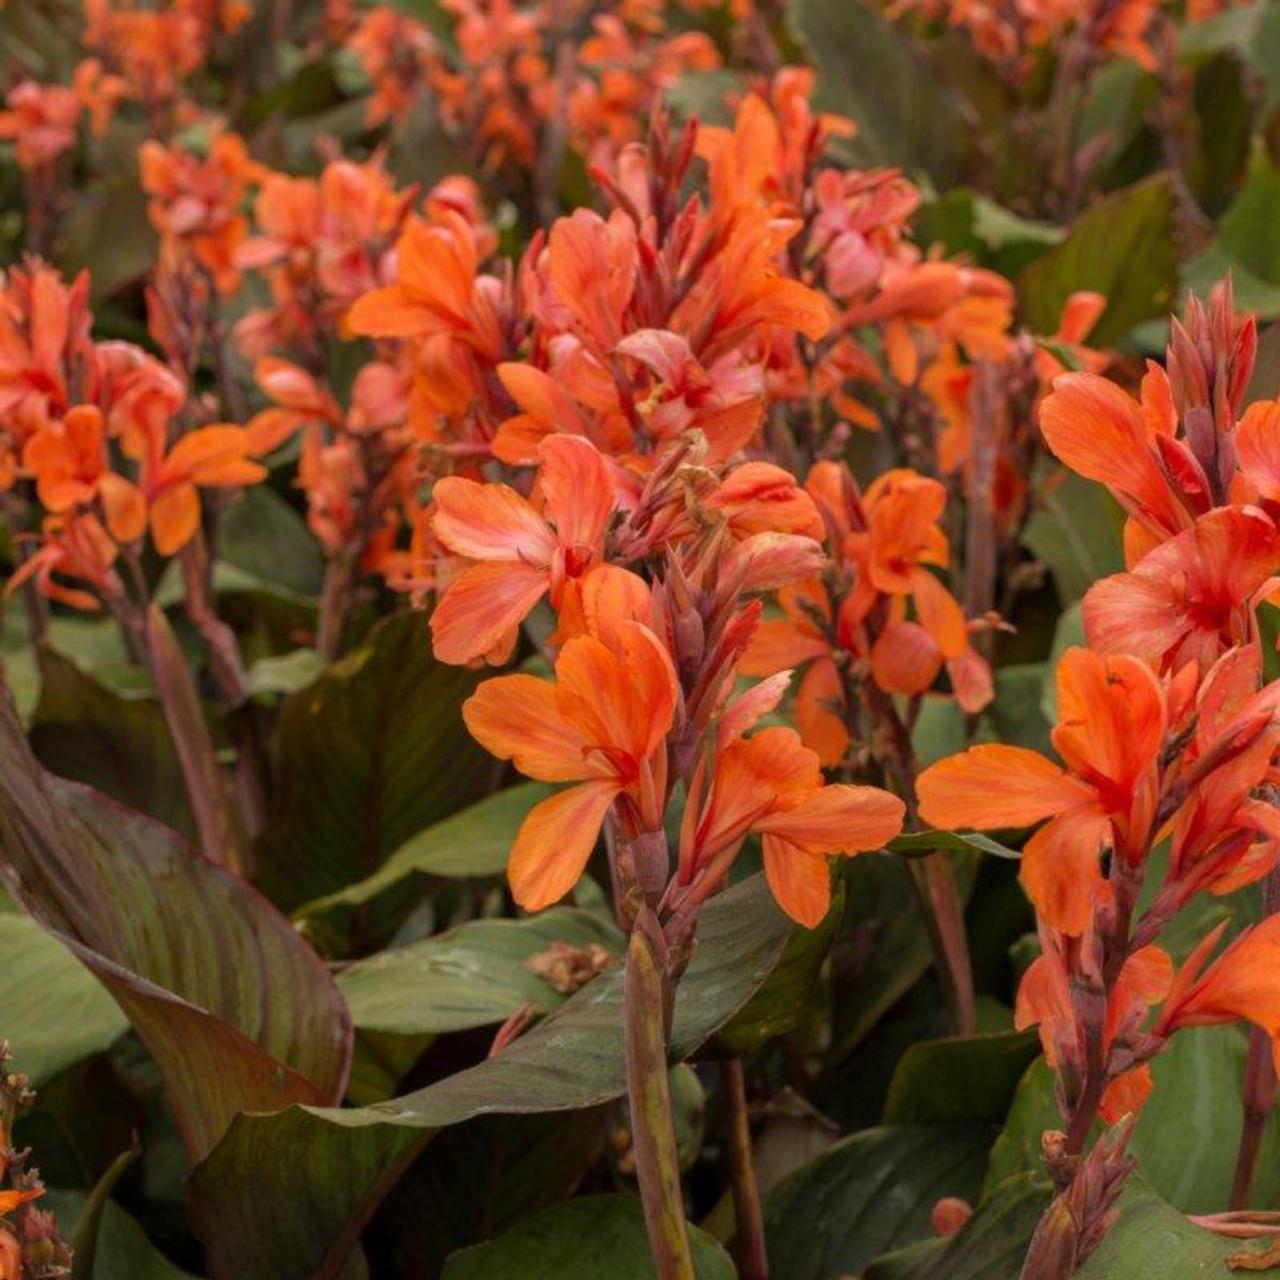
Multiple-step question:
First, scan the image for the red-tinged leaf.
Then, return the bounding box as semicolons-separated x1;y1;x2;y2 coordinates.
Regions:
0;690;352;1162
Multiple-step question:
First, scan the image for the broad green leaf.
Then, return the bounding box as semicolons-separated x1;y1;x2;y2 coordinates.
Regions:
254;611;491;948
0;692;352;1162
441;1195;735;1279
246;649;327;698
44;1189;198;1280
1078;1177;1280;1277
1023;471;1126;604
29;646;194;839
785;0;974;184
716;876;843;1055
218;485;324;598
883;1030;1039;1125
763;1125;993;1279
70;1139;141;1280
0;913;128;1088
987;1031;1280;1213
915;189;1062;278
1017;177;1178;345
297;783;554;919
888;832;1020;860
338;907;621;1036
865;1172;1050;1280
189;873;797;1280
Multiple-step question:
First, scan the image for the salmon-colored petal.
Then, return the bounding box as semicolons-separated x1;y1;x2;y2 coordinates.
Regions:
757;782;905;853
795;657;849;767
149;482;200;555
431;560;549;665
1039;373;1177;528
508;779;622;910
720;671;793;745
539;434;614;550
947;647;994;714
580;563;652;651
1236;400;1280;501
347;284;433;338
100;471;146;543
762;834;832;928
870;620;942;697
1056;291;1107;344
1099;1065;1153;1124
917;743;1094;830
910;568;968;658
738;617;828;677
1081;573;1185;663
431;477;556;564
1019;807;1111;935
462;671;595;782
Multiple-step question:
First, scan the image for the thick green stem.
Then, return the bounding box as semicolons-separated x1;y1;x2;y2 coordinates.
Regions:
145;605;243;873
624;905;695;1280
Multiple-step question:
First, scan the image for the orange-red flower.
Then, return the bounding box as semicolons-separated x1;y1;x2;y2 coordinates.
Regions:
917;647;1164;934
430;435;616;663
462;620;678;909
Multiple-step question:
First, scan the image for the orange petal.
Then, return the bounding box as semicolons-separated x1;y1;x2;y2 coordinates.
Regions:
795;657;850;767
347;284;433;338
757;782;905;853
1099;1065;1153;1124
508;779;621;910
432;477;556;565
871;620;943;697
100;472;146;544
947;647;994;714
762;834;832;928
738;617;828;677
539;434;614;550
916;743;1093;830
149;482;200;555
431;560;549;665
462;671;595;782
1019;807;1111;935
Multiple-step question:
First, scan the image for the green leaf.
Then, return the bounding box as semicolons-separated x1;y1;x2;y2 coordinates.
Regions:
763;1125;993;1279
1023;471;1126;605
865;1172;1050;1280
254;611;492;948
715;876;844;1055
29;646;194;839
296;783;554;919
218;485;324;598
785;0;974;184
0;692;352;1162
338;907;621;1036
915;189;1063;278
246;648;327;698
44;1190;199;1280
887;832;1020;860
1078;1177;1280;1277
188;873;797;1280
883;1030;1040;1125
987;1031;1280;1213
70;1139;141;1280
441;1195;735;1279
1017;177;1178;345
0;913;128;1088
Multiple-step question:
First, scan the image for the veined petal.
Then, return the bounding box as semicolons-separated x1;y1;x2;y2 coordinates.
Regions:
738;617;828;676
870;619;943;697
431;560;549;665
539;434;614;550
508;779;622;910
762;835;833;928
757;782;904;854
347;285;435;338
795;657;849;767
462;672;596;782
916;743;1094;830
432;476;556;564
1020;806;1112;935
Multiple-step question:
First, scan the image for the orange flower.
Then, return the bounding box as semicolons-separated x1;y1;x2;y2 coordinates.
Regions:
1155;917;1280;1070
347;213;502;359
244;357;342;455
1082;506;1280;673
1016;935;1172;1122
0;1188;42;1214
0;80;81;171
917;647;1165;934
136;425;267;555
430;435;616;663
23;405;145;543
680;722;904;925
7;512;123;611
462;620;678;909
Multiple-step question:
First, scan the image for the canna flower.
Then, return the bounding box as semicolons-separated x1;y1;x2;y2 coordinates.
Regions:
916;647;1164;934
0;80;82;172
1154;917;1280;1070
1017;933;1173;1122
22;405;145;543
1082;506;1280;673
133;424;267;555
7;512;124;611
430;435;616;663
679;721;905;926
462;620;678;909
